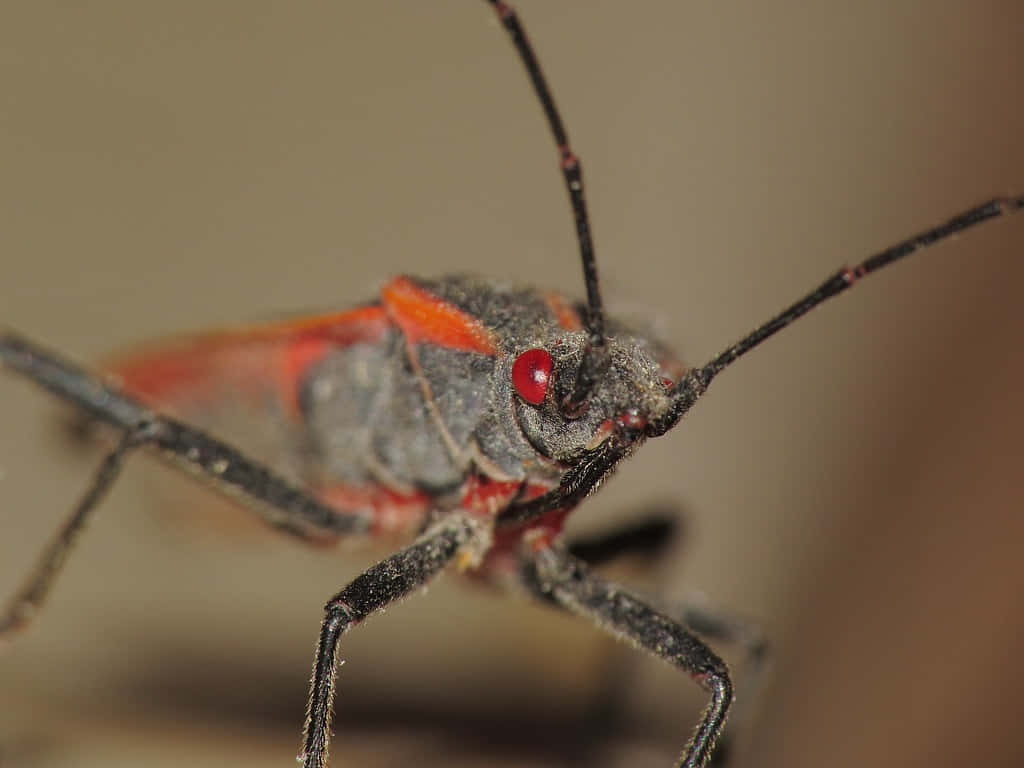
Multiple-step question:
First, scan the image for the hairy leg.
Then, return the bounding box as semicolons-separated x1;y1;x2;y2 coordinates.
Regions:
0;334;370;642
522;542;732;768
300;512;482;768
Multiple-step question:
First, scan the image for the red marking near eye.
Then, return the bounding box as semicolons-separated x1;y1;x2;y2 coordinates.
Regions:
544;292;583;331
381;276;497;355
512;348;553;405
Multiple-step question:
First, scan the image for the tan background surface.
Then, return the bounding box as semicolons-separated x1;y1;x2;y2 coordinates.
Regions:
2;2;1023;767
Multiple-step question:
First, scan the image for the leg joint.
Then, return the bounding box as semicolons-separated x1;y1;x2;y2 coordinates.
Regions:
323;597;361;627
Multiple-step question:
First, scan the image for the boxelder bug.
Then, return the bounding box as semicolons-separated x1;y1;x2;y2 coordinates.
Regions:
1;2;1022;766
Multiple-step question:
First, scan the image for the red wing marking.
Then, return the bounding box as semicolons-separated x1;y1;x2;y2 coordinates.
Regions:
544;292;583;331
278;336;337;416
104;305;390;416
381;277;498;355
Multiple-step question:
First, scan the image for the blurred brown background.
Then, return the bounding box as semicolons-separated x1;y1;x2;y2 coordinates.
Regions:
2;2;1023;767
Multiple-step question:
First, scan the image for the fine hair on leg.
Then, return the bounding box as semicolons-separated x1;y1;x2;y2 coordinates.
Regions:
300;512;482;768
522;543;733;768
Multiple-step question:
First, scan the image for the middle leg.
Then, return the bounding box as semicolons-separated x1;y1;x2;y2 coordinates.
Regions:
567;513;769;676
522;541;733;768
567;514;768;765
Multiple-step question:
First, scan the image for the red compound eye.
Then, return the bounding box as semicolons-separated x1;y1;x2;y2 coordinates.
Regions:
511;348;554;406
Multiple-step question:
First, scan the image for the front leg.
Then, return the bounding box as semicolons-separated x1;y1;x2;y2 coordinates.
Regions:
522;543;733;768
300;512;482;768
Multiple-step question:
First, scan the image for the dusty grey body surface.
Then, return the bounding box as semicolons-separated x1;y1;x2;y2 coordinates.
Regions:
299;275;679;500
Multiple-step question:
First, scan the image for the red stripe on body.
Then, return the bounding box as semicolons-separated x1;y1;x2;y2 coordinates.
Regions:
461;476;524;518
544;292;583;331
317;484;431;538
320;475;544;541
381;277;497;355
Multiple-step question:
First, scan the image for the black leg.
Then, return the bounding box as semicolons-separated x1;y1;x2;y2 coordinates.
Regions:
0;426;147;641
0;332;371;642
672;599;768;767
566;511;679;567
567;510;768;682
299;513;481;768
566;514;767;766
566;514;767;684
676;601;768;683
1;332;369;537
522;544;732;768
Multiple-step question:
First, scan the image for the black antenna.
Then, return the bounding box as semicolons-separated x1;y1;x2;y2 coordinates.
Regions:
487;0;608;414
649;195;1024;436
502;194;1023;530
